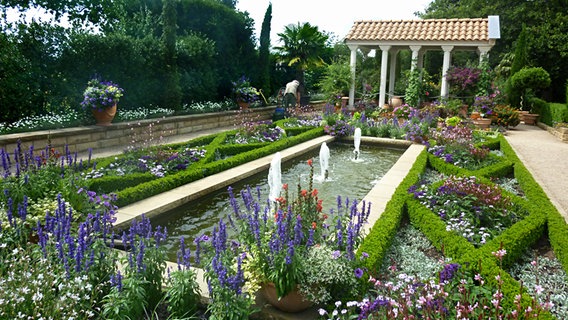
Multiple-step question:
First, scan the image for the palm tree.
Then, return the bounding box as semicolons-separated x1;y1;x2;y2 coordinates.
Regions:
274;22;329;90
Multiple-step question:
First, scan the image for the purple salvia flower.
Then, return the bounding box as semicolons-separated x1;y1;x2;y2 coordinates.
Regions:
439;263;460;283
6;197;14;227
293;214;303;245
336;217;343;248
136;239;146;273
307;228;315;247
346;222;355;260
177;237;186;270
285;240;295;264
110;271;123;291
227;187;240;217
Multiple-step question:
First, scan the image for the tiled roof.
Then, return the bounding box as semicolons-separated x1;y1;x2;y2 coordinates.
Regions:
345;18;489;42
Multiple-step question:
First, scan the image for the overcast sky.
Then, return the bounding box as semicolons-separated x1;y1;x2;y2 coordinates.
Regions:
236;0;432;45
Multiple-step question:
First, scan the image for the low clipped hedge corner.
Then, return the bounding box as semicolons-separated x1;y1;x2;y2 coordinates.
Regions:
113;127;325;207
357;134;565;318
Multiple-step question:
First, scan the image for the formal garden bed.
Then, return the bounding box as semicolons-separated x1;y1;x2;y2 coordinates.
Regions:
1;104;568;319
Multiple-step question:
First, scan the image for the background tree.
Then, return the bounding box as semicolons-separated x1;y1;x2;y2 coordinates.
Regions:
507;25;529;108
175;0;257;99
258;3;272;96
274;22;329;94
0;0;122;31
418;0;568;102
161;0;182;110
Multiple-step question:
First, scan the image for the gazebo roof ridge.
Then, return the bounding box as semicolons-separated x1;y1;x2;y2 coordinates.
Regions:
345;17;497;42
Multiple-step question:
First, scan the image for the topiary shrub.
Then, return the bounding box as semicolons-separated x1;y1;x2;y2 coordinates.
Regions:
509;67;551;112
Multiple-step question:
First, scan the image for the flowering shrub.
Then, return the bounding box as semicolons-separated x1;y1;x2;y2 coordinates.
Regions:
409;175;526;246
85;147;207;179
492;104;521;128
320;261;552;319
227;121;286;144
427;124;500;170
323;118;354;137
445;66;481;98
392;104;415;119
81;78;124;111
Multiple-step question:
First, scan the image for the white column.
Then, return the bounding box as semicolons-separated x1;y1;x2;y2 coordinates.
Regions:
409;45;421;71
379;45;391;107
478;46;491;63
440;45;454;99
348;45;358;108
388;49;399;97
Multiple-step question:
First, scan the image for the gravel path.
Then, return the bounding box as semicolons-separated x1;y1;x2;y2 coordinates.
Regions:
504;124;568;222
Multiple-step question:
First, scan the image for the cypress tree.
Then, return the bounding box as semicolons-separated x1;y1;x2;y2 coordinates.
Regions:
508;24;529;109
258;3;272;97
162;0;182;110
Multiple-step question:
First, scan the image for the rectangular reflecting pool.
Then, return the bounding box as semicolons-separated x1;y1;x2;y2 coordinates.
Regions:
150;142;405;260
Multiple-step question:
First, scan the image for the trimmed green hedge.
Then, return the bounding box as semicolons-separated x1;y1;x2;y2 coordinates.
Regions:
540;102;568;126
113;127;325;206
357;134;565;318
357;149;428;274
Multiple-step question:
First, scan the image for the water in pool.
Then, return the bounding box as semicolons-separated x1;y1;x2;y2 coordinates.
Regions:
151;143;404;260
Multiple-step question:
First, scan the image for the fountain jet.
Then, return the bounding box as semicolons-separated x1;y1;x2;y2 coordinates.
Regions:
354;127;361;160
268;152;282;201
319;142;330;180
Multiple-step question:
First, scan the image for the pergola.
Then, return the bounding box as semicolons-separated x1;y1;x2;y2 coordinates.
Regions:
344;16;501;107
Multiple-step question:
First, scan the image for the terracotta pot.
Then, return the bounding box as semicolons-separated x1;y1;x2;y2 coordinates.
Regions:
470;111;481;120
473;118;492;130
262;282;313;313
523;113;539;125
237;101;250;109
92;104;117;126
389;96;403;108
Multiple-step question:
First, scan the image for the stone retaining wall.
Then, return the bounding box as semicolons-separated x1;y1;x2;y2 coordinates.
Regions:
0;107;275;155
537;122;568;143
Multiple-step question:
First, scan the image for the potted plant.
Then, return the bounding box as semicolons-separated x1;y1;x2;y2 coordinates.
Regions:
198;159;368;316
232;75;260;109
471;95;494;129
492;104;521;128
81;78;124;126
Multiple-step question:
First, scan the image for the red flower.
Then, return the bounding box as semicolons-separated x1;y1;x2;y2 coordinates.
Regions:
282;183;288;190
300;189;308;197
311;189;318;198
322;213;328;220
307;159;313;166
275;197;286;205
316;199;324;212
311;222;317;229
